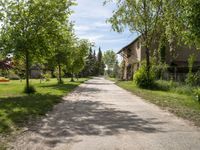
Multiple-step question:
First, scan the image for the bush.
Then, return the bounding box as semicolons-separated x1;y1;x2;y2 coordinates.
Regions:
7;70;20;80
185;73;198;86
185;54;200;86
185;71;200;86
43;72;51;82
195;71;200;85
154;80;170;91
172;85;194;96
23;85;36;94
194;88;200;101
133;64;155;88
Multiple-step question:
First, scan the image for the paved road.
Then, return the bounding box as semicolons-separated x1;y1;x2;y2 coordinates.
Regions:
11;77;200;150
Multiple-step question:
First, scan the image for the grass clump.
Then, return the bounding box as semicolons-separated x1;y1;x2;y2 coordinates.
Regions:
155;80;194;96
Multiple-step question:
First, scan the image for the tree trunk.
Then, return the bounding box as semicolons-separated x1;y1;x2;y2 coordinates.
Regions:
71;67;74;82
71;73;74;82
145;46;150;80
25;50;30;90
76;74;79;81
58;63;62;84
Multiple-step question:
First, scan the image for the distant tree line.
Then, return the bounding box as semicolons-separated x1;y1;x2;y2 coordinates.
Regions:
80;47;105;77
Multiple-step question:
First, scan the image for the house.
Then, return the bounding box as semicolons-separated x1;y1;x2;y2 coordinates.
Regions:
117;36;200;81
0;57;12;70
30;64;43;79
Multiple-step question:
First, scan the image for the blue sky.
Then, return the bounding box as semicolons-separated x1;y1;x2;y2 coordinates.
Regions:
70;0;138;53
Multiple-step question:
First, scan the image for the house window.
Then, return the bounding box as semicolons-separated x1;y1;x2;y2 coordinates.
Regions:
137;42;140;49
127;48;131;58
137;63;140;69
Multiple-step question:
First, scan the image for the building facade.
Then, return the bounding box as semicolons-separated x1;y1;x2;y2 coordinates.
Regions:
118;36;200;80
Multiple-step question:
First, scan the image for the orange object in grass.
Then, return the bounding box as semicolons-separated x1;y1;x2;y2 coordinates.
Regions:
0;77;10;82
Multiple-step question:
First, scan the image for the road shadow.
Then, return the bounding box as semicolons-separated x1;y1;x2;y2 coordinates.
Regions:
26;99;165;148
84;82;114;85
73;86;102;94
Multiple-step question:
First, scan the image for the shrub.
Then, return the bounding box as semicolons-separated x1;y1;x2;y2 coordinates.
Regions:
8;73;20;80
23;85;36;94
195;71;200;85
43;72;51;82
185;73;198;86
185;54;198;86
154;80;170;91
194;88;200;101
153;63;168;80
172;85;194;96
186;71;200;86
133;64;155;88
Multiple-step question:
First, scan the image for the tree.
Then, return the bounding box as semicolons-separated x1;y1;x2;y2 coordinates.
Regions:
119;60;125;80
81;47;97;77
103;50;117;77
50;25;75;84
103;50;117;70
97;47;105;75
164;0;200;48
1;0;74;92
67;39;90;81
92;49;98;76
152;0;200;51
105;0;163;80
113;60;120;78
187;0;200;47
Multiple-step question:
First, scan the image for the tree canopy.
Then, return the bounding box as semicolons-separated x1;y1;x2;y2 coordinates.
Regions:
0;0;93;92
105;0;200;83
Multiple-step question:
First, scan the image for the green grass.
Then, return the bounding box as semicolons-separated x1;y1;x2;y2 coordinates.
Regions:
0;78;88;134
116;80;200;126
105;77;118;82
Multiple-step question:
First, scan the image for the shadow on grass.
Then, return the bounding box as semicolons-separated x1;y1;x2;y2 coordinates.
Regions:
0;94;62;133
0;80;88;134
39;80;86;93
40;84;78;93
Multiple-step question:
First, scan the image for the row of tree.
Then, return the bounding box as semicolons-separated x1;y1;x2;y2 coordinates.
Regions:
0;0;92;93
80;47;105;77
105;0;200;85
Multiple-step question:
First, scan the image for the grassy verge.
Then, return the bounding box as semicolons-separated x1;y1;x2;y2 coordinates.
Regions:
105;77;118;82
115;80;200;126
0;78;88;148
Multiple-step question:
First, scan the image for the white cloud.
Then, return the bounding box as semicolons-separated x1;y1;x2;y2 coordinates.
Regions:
93;22;110;28
100;38;127;43
72;0;112;19
74;25;90;32
78;34;104;43
70;0;137;52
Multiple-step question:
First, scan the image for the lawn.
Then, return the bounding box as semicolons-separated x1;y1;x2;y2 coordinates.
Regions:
0;78;87;135
116;80;200;127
